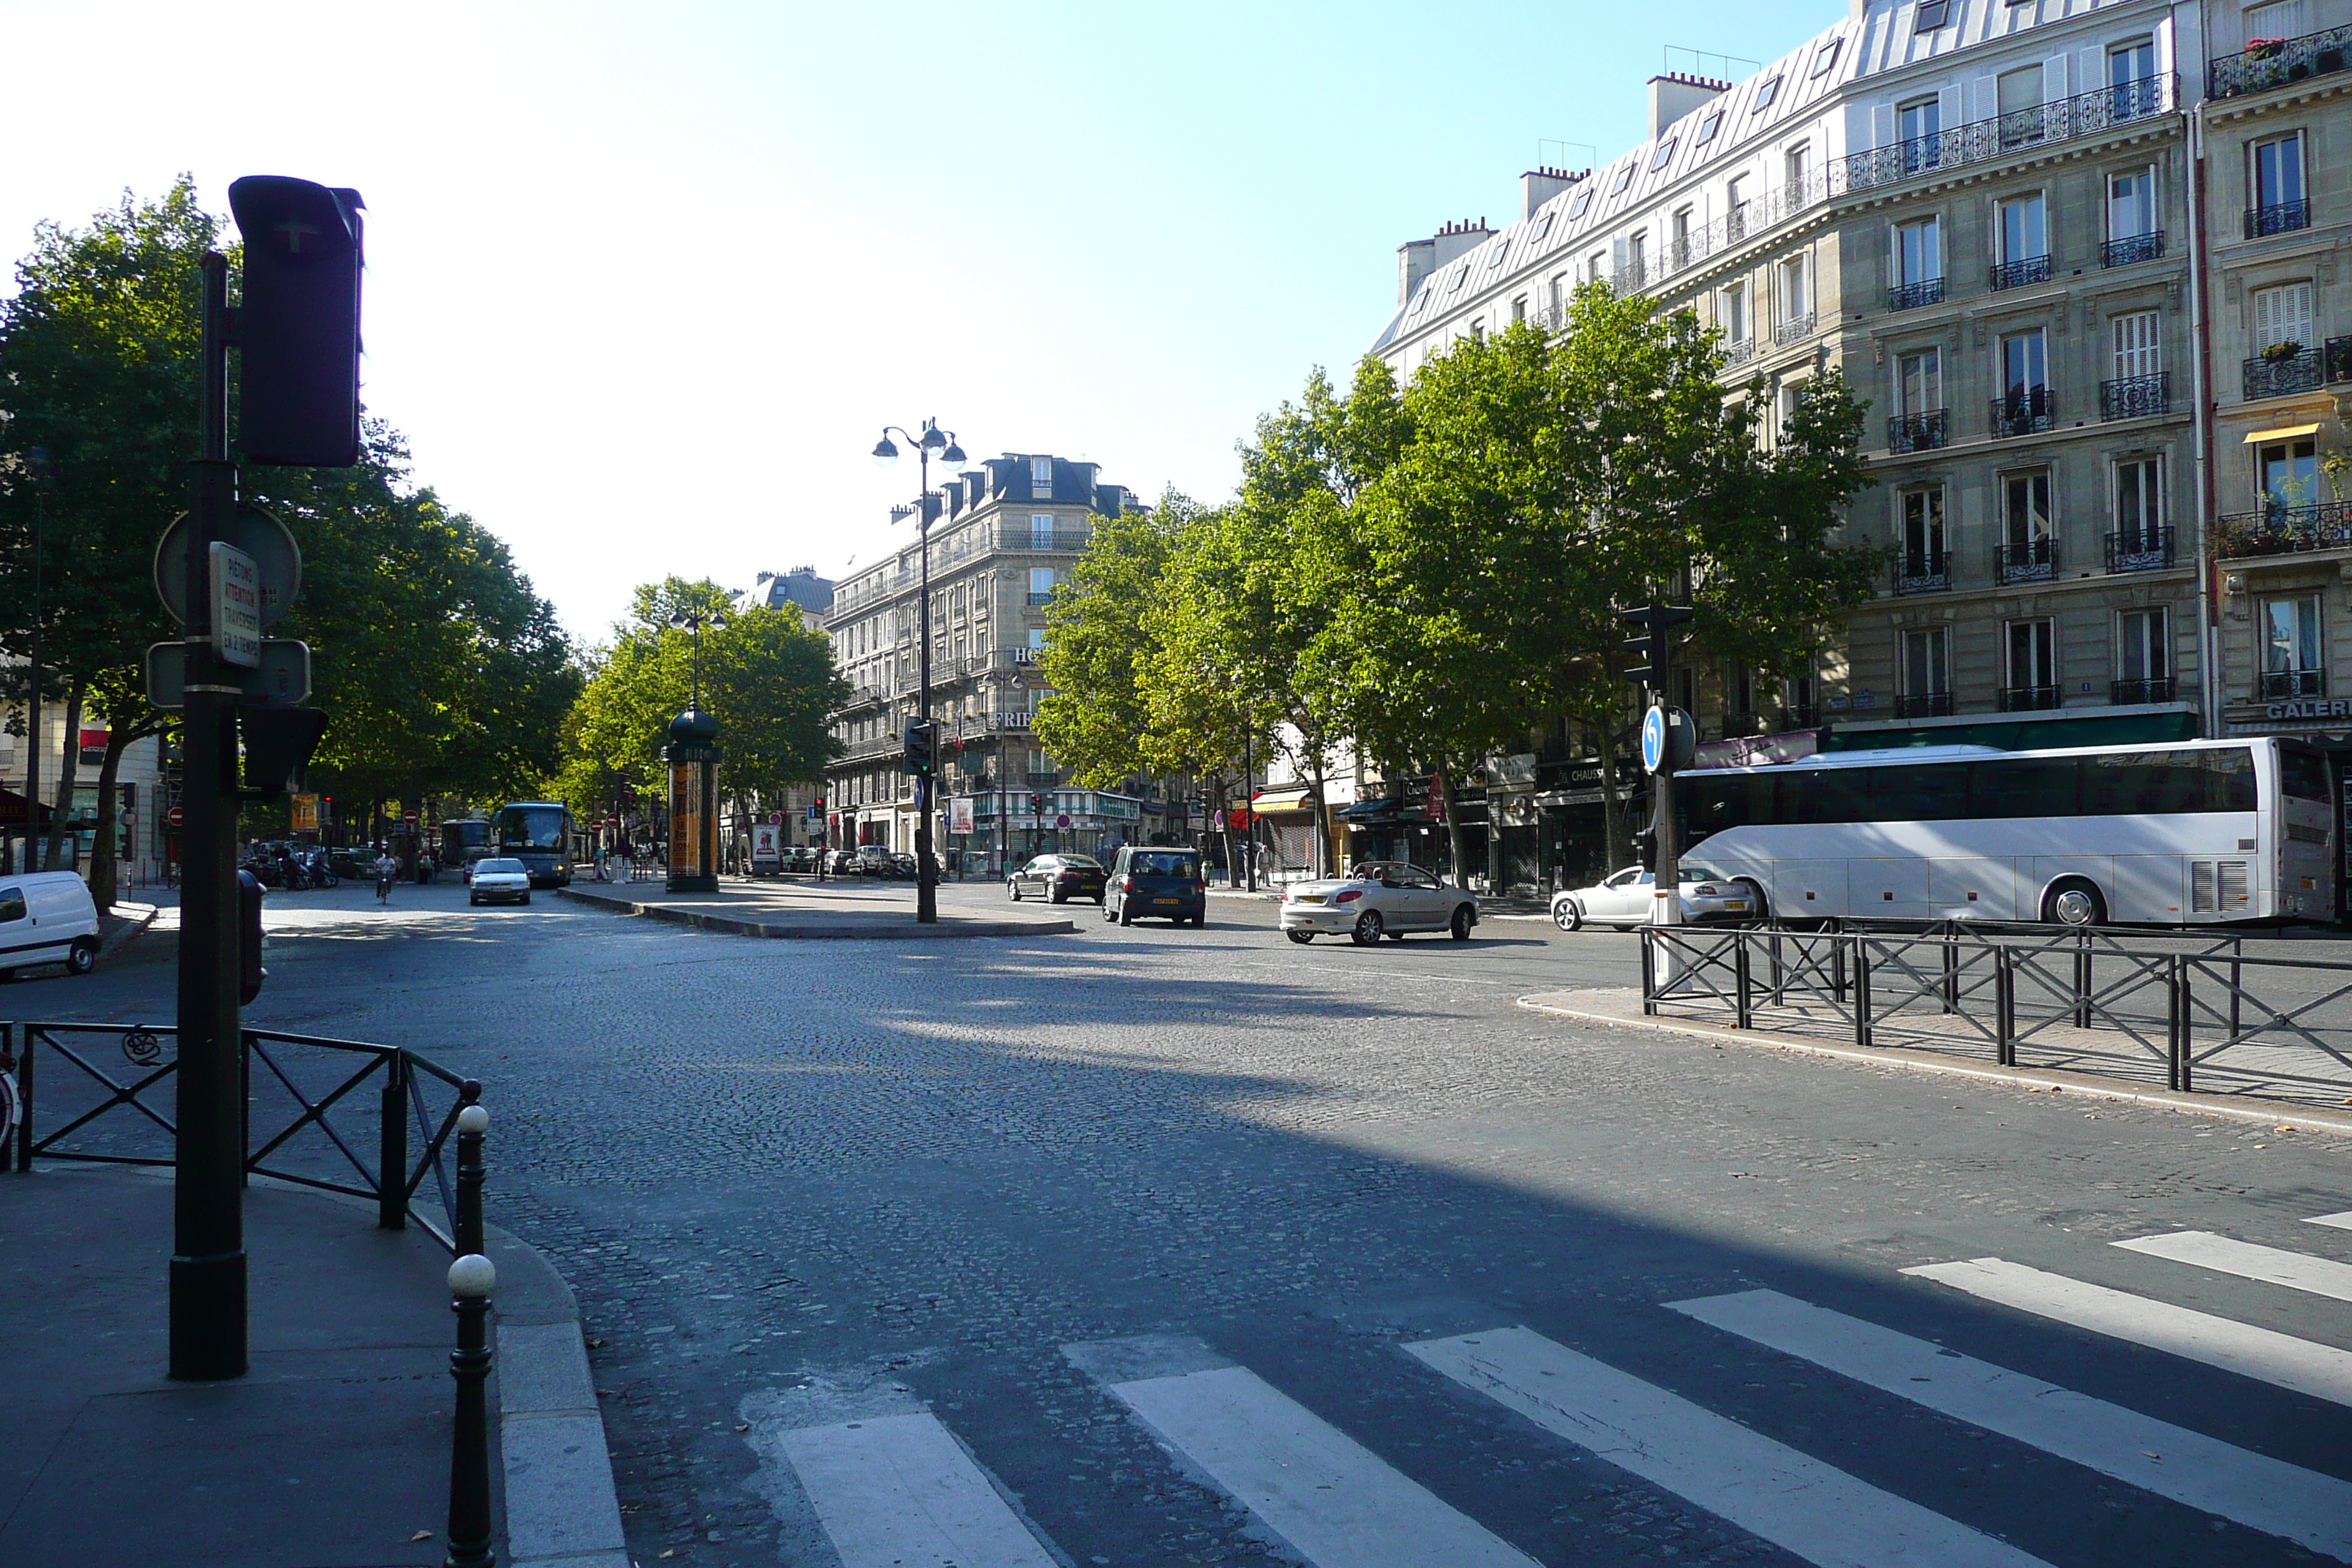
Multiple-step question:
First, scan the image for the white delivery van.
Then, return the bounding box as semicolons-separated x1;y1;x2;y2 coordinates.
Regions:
0;872;102;978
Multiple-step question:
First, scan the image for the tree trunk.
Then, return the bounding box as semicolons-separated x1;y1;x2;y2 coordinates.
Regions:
1308;745;1331;878
42;682;86;874
1439;761;1470;889
88;728;138;912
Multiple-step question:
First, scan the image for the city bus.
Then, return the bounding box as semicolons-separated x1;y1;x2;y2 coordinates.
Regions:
491;801;577;888
1673;738;2332;927
439;817;491;873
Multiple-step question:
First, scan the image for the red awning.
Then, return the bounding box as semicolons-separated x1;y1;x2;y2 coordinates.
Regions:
0;786;54;829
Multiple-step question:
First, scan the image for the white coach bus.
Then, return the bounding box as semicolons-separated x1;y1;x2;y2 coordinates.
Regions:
1673;738;2334;927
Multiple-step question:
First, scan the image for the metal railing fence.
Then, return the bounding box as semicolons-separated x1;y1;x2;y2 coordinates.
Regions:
1639;920;2352;1104
3;1021;480;1249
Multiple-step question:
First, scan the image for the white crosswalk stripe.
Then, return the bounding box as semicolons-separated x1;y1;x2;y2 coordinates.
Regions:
1066;1337;1537;1568
2307;1211;2352;1233
753;1409;1060;1568
1407;1325;2053;1568
1670;1288;2352;1562
2117;1229;2352;1304
1904;1256;2352;1406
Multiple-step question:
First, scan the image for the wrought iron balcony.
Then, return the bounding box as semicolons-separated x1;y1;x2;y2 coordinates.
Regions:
2217;502;2352;557
2100;231;2166;268
1894;691;1956;718
1024;591;1055;608
1838;77;2174;195
2212;24;2352;99
1989;254;2053;291
2329;335;2352;384
1887;278;1944;312
2100;370;2171;421
2261;668;2325;699
2111;676;2177;704
1722;337;1757;369
1994;536;2059;584
2106;526;2176;572
1887;410;1948;453
1991;388;2054;438
1774;312;1817;347
2244;347;2326;400
2244;198;2312;239
1999;685;2062;712
1893;551;1950;595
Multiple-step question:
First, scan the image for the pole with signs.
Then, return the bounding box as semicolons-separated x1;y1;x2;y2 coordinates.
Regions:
1622;603;1696;935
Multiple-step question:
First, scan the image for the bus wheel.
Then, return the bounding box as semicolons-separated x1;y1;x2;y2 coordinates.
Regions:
2042;879;2107;927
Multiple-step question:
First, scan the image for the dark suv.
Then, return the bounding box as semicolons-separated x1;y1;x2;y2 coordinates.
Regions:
1009;854;1107;904
1104;846;1207;927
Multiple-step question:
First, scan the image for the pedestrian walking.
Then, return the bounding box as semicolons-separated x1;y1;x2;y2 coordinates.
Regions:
374;848;398;905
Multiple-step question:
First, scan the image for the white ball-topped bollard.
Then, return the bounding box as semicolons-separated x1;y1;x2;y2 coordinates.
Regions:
448;1253;497;1299
456;1104;489;1136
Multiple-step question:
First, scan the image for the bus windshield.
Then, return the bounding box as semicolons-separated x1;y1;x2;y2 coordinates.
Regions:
495;805;567;852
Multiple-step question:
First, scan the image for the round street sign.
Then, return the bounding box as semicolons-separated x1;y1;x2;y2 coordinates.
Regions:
167;806;184;829
154;505;302;628
1640;706;1667;773
1055;813;1071;829
403;812;418;823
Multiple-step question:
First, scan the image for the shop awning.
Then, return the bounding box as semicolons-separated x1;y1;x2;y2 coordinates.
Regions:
1248;788;1313;815
2243;423;2321;445
0;786;52;829
1337;796;1398;822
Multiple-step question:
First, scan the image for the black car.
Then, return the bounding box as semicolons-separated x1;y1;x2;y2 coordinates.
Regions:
1104;846;1207;927
1008;853;1107;904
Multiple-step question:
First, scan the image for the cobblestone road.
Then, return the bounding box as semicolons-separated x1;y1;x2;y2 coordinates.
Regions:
26;878;2352;1567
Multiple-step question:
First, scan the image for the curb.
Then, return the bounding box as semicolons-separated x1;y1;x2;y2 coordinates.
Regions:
557;886;1074;940
485;1221;630;1568
1517;987;2352;1137
97;900;160;960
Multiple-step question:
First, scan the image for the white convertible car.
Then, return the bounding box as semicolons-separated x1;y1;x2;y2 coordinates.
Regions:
1550;862;1757;930
1279;862;1480;945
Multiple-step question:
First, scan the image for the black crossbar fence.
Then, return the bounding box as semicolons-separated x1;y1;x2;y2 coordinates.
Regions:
2;1021;480;1250
1638;920;2352;1104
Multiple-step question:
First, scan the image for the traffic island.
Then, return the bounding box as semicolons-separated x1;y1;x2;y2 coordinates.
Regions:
558;881;1077;939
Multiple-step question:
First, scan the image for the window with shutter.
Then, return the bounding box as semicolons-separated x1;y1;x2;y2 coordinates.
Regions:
2254;282;2313;350
2247;0;2310;40
2112;311;2160;378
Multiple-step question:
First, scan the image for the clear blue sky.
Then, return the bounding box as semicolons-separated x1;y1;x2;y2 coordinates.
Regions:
1;0;1822;638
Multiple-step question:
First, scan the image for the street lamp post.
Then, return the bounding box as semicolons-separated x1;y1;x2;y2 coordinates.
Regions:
19;447;53;872
871;418;966;925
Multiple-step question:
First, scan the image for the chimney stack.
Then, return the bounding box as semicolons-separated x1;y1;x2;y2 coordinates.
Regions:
1397;218;1496;305
1647;71;1730;138
1520;165;1589;222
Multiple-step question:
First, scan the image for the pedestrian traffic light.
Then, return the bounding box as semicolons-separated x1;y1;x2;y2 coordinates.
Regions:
238;869;267;1004
903;720;935;776
227;176;365;467
1620;603;1695;690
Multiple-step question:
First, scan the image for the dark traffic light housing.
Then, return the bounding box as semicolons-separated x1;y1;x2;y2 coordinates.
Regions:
903;720;935;777
239;706;331;799
228;176;365;467
238;870;267;1004
1620;603;1695;691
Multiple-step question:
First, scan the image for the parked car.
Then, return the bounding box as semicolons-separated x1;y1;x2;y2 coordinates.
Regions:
0;871;102;978
1104;846;1207;927
1550;863;1756;930
1008;853;1107;904
823;849;859;875
1279;861;1478;945
467;858;533;906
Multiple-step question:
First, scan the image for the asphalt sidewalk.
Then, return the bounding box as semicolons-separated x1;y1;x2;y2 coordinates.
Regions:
0;1164;624;1568
562;876;1077;938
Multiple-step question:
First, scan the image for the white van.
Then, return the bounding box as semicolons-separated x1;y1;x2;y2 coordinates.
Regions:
0;872;102;979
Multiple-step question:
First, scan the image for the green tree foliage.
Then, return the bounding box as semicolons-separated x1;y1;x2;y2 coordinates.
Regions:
558;578;846;815
1033;491;1194;788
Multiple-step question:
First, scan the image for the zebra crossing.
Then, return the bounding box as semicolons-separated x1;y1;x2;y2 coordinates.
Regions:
747;1211;2352;1567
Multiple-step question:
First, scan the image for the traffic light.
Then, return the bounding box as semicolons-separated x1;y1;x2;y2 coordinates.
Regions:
238;870;267;1004
813;796;826;813
1620;603;1695;691
227;176;365;467
903;720;935;776
1030;792;1046;814
239;706;330;799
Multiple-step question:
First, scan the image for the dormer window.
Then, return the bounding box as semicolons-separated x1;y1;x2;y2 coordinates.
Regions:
1695;110;1722;145
1030;456;1052;493
1609;164;1635;195
1811;38;1842;78
1651;139;1677;171
1533;211;1555;241
1447;264;1468;292
1488;244;1509;268
1754;76;1781;109
1569;187;1594;219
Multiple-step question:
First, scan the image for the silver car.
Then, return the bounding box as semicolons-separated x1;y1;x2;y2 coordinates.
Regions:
1550;863;1757;930
1280;862;1480;945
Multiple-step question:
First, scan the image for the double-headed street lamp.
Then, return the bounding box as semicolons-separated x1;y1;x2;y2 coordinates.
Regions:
872;418;965;924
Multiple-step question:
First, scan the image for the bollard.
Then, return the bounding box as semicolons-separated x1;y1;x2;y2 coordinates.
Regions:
1852;935;1873;1049
1942;939;1959;1015
445;1252;497;1568
454;1103;488;1257
1994;946;2016;1068
2073;935;2092;1031
378;1052;408;1231
1733;935;1753;1030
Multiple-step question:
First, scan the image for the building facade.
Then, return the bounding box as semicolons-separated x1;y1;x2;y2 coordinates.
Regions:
821;454;1166;873
1367;0;2352;900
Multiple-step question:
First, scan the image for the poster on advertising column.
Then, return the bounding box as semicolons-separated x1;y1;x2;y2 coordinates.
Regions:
670;761;704;880
949;796;974;834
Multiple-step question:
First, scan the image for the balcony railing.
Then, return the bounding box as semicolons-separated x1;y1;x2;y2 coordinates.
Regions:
1894;691;1956;718
1999;685;2062;712
1637;176;1832;290
2100;370;2171;421
2244;198;2312;239
1722;337;1757;369
1024;591;1055;608
1839;78;2175;195
1887;410;1948;453
1774;312;1817;347
2244;347;2326;400
1612;255;1652;295
2217;502;2352;557
2212;24;2352;99
2329;335;2352;384
1991;388;2055;438
2106;526;2176;572
1894;551;1950;595
2111;676;2178;704
1887;278;1943;312
2261;668;2326;699
1989;254;2053;291
1994;536;2059;584
2101;231;2166;268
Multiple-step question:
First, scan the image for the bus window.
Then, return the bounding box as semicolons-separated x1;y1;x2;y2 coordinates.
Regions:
1871;764;1970;821
1776;768;1869;824
1973;755;2076;818
2279;744;2329;803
